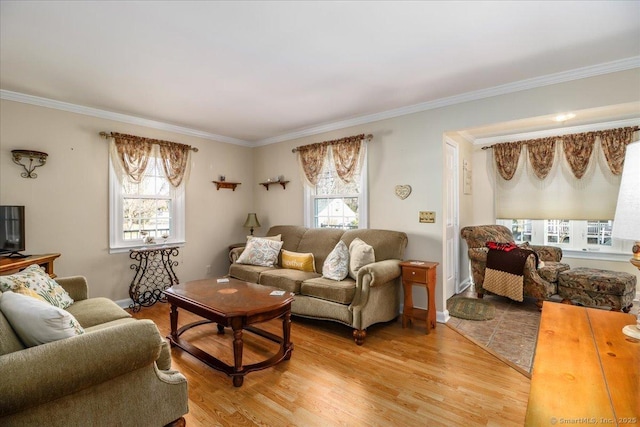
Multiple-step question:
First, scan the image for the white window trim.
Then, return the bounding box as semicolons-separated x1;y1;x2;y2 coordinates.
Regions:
497;219;633;262
109;158;185;254
304;149;368;229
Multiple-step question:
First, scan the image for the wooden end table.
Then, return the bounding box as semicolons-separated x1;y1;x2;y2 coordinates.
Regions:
164;277;294;387
0;253;61;278
400;261;439;334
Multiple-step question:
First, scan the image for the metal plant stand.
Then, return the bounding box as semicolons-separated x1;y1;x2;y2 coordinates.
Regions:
129;246;180;312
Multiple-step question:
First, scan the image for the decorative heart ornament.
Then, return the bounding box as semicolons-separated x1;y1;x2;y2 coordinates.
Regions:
395;185;412;200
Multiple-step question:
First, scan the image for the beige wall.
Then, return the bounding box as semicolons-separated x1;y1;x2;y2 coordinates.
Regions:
0;100;254;301
1;68;638;311
253;69;640;317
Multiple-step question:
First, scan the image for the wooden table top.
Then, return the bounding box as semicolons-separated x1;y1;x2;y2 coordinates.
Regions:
164;277;294;318
526;302;639;426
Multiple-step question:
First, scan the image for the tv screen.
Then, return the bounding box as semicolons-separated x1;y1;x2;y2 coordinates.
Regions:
0;205;26;257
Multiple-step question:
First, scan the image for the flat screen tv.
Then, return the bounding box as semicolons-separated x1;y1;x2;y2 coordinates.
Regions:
0;205;26;258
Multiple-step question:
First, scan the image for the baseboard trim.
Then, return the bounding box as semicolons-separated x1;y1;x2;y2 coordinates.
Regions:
115;298;133;309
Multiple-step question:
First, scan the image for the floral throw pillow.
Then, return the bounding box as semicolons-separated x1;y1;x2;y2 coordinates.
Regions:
322;240;349;281
0;264;74;309
236;237;284;267
0;291;84;347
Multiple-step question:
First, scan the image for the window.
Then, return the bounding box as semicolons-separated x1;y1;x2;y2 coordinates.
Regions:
305;149;368;229
497;219;630;258
109;156;185;252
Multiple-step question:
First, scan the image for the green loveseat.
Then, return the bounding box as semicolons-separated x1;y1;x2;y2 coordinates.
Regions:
229;225;408;345
0;276;188;426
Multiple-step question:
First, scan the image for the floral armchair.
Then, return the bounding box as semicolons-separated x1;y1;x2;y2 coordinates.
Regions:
460;225;569;307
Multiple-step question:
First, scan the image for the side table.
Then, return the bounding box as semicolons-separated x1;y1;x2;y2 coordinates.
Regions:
129;246;180;312
400;260;439;334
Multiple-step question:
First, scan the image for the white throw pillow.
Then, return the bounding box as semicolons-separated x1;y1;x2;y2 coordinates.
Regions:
236;236;284;267
322;240;350;281
0;264;74;309
348;238;375;279
0;291;84;347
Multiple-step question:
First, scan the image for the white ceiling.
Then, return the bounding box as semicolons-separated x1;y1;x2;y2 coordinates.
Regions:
1;1;639;145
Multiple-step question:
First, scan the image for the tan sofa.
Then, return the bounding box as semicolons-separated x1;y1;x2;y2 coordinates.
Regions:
0;276;188;426
229;225;408;345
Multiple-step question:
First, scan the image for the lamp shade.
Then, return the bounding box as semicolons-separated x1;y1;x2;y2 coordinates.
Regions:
243;213;261;229
612;141;640;241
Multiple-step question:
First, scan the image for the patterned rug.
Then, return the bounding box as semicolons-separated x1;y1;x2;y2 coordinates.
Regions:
447;297;496;321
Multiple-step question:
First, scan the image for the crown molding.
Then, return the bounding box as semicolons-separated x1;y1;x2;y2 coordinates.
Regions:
2;56;638;147
474;118;640;147
254;56;640;146
0;90;252;146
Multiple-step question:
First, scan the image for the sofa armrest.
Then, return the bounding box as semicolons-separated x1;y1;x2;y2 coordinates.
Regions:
229;247;245;263
0;319;163;416
54;276;88;301
529;245;562;262
357;259;402;287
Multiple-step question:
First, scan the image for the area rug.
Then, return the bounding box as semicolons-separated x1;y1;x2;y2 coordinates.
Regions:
447;297;496;320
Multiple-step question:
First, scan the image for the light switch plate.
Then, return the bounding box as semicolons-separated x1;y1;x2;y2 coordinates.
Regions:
419;211;435;223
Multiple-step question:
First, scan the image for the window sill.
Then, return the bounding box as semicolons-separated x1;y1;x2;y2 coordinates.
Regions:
561;249;632;263
109;241;185;254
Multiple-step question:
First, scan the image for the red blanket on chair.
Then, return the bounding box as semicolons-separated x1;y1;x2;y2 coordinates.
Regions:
483;242;538;302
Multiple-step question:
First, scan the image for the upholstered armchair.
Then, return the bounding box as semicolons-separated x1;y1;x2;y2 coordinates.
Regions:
460;225;569;307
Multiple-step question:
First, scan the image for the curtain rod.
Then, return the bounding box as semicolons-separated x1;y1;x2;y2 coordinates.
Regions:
291;133;373;153
99;131;199;152
480;126;639;150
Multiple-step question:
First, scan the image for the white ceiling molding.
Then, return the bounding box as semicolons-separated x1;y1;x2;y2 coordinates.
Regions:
254;56;640;146
0;90;252;147
474;118;640;147
2;56;639;148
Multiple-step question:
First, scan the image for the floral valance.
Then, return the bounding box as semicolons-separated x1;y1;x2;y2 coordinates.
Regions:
492;126;638;181
295;134;369;186
108;132;195;188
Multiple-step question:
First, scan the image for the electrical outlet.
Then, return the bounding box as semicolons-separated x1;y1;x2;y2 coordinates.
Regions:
206;265;211;275
419;211;435;223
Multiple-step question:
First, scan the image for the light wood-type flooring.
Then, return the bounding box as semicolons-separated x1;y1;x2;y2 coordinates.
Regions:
131;303;530;427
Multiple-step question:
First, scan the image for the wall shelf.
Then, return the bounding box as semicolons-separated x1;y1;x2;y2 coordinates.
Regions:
259;180;289;190
213;181;241;191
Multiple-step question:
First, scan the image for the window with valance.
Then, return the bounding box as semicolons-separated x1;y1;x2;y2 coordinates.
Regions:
492;125;638;255
107;132;195;251
296;134;369;229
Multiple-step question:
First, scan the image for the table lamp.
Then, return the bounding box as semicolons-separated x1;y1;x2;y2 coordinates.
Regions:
611;140;640;339
243;213;261;236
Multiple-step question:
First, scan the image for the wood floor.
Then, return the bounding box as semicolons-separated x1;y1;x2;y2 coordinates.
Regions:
131;303;530;426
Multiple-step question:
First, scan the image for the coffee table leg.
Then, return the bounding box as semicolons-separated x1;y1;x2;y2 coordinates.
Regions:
169;304;179;345
283;310;293;360
232;320;244;387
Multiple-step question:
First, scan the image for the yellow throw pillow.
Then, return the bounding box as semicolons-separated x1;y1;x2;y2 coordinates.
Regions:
281;250;316;273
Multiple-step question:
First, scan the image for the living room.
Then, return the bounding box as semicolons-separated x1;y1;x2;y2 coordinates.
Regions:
1;2;639;426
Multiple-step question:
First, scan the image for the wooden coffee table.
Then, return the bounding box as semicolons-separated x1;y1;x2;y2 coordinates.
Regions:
164;277;294;387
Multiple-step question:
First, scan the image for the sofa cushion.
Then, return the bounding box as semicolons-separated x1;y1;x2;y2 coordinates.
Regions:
236;237;283;267
65;297;131;328
0;264;74;309
348;238;375;279
229;263;275;284
282;250;316;272
0;291;85;347
296;227;345;273
0;303;25;355
342;229;408;262
259;269;321;294
322;240;349;281
300;277;356;304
